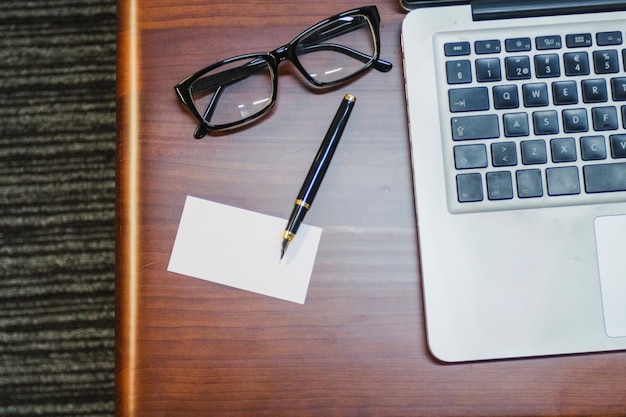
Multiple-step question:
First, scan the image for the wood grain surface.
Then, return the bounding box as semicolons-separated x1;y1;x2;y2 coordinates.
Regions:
116;0;626;416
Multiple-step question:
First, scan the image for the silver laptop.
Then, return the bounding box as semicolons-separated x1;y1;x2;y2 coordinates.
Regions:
401;0;626;362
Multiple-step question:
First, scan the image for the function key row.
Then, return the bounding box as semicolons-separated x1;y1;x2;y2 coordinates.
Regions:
444;31;624;56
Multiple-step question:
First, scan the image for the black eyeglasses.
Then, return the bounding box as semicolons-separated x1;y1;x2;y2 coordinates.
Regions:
174;5;392;138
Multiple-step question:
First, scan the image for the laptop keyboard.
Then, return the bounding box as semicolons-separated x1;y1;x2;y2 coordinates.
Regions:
438;23;626;212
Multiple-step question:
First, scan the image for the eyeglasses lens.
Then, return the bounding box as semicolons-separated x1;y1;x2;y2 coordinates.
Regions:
295;14;376;85
189;57;274;128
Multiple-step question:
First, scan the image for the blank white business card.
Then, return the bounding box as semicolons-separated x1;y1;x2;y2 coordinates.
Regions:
168;196;322;304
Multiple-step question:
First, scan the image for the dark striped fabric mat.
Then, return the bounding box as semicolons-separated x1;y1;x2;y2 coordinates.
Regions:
0;1;116;415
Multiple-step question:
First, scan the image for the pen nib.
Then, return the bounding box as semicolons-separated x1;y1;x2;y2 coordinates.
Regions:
280;239;290;261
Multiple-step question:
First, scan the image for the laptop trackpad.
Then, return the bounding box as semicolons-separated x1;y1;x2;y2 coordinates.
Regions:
595;215;626;338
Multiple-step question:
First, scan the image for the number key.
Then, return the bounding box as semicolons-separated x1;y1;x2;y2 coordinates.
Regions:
446;60;472;84
534;54;561;78
593;50;620;74
475;58;502;82
564;52;590;76
505;56;531;80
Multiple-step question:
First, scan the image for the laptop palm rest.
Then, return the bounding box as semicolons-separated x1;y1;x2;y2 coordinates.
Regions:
594;215;626;338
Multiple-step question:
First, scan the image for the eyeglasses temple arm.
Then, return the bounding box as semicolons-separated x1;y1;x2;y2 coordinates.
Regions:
193;84;224;138
190;58;266;95
298;43;392;72
373;58;393;72
301;19;370;47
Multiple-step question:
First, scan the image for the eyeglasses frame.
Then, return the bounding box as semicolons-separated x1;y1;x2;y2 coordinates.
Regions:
174;5;392;137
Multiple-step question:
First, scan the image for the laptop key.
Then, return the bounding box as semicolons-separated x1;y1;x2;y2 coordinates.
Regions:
564;52;590;76
582;79;608;103
610;77;626;101
536;35;562;50
609;134;626;158
444;42;471;56
521;140;548;165
550;137;577;162
448;87;490;112
475;58;502;82
516;169;543;198
446;60;472;84
592;106;618;131
505;56;532;80
457;173;483;202
552;81;578;105
534;54;561;78
593;50;620;74
486;171;514;200
580;135;607;160
523;83;549;107
566;33;592;48
505;37;531;52
454;144;488;169
533;110;559;135
563;108;589;133
546;166;580;196
475;39;501;54
451;115;500;140
491;142;518;167
503;112;530;137
584;163;626;193
493;85;519;109
597;31;623;46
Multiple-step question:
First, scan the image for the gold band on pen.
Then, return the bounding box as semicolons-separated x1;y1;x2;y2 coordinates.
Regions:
295;199;310;209
282;230;296;242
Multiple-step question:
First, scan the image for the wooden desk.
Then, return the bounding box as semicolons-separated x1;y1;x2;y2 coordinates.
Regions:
116;0;626;415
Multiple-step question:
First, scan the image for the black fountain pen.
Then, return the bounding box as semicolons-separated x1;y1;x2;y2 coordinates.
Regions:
280;93;357;260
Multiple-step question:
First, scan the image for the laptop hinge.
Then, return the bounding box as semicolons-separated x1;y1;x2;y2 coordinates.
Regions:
472;0;626;21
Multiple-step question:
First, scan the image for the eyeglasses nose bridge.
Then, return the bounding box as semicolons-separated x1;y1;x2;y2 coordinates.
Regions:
270;44;291;65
